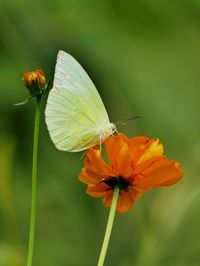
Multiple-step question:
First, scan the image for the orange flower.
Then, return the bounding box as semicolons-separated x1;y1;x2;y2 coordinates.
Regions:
23;69;46;96
79;133;183;213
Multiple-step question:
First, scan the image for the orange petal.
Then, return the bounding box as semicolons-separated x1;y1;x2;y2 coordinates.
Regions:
130;136;150;150
160;162;183;186
135;157;183;190
116;191;134;212
137;139;164;164
103;190;134;213
105;134;133;178
103;191;114;207
79;168;103;184
129;136;151;163
84;147;113;177
128;187;145;201
130;137;164;165
86;184;111;198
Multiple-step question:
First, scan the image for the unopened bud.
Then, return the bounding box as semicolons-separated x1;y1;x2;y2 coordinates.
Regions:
23;69;46;96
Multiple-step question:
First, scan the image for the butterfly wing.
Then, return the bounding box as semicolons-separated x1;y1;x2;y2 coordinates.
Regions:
45;50;111;152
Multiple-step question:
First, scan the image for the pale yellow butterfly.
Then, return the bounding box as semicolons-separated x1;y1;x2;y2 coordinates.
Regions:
45;50;116;152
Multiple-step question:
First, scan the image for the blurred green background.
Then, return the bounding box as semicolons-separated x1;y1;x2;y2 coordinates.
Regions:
1;0;200;265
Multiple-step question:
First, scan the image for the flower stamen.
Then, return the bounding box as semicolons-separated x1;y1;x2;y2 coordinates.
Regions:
103;176;132;192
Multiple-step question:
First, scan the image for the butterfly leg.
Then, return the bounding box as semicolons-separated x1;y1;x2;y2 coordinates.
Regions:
99;134;102;151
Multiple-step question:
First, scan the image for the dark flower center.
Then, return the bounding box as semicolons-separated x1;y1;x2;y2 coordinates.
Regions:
103;176;131;192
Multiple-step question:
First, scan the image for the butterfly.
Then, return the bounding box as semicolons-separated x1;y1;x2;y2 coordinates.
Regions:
45;50;116;152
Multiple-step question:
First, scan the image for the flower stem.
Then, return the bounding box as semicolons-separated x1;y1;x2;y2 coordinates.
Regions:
27;96;41;266
97;186;119;266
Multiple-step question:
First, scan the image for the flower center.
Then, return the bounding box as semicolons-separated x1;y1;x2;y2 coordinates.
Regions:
104;176;131;192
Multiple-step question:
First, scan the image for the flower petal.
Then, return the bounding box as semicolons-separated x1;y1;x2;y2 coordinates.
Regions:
135;157;183;190
130;136;150;150
128;187;145;201
103;190;134;213
105;133;133;178
79;168;103;184
103;191;114;207
130;137;164;165
84;147;113;177
116;191;135;212
87;184;111;198
137;139;164;164
129;136;151;163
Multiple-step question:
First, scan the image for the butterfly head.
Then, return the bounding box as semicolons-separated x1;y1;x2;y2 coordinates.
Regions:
109;123;117;135
98;123;117;143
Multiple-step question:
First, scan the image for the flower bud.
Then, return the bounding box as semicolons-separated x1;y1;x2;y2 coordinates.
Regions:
23;69;46;96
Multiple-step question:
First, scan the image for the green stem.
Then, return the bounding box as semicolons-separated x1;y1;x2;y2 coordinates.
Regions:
27;96;41;266
97;186;119;266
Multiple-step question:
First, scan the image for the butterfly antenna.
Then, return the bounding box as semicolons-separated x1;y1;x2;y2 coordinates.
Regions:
115;115;143;125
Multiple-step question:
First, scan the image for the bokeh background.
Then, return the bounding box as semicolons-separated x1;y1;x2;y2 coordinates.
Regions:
1;1;200;265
